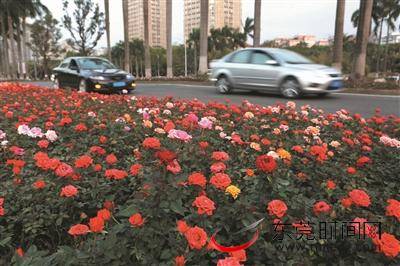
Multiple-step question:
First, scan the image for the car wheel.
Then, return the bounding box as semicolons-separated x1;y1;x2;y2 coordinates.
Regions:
216;76;232;94
280;78;301;99
78;79;87;93
53;78;60;89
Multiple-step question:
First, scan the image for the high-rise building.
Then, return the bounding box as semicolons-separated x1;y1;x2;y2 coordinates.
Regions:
184;0;242;40
126;0;166;48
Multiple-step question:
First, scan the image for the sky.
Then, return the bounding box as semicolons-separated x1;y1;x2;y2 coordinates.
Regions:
40;0;365;48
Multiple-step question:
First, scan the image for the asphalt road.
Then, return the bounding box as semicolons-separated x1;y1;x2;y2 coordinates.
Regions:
21;81;400;117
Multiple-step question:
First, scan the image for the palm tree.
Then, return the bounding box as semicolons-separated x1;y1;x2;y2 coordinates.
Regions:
382;0;400;72
0;5;10;78
243;17;254;41
104;0;111;60
332;0;345;70
166;0;172;78
351;0;374;80
198;0;209;75
187;28;200;74
253;0;261;47
143;0;151;78
122;0;130;72
7;4;17;79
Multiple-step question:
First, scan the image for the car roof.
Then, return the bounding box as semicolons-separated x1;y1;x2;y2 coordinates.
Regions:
235;47;286;53
65;56;109;60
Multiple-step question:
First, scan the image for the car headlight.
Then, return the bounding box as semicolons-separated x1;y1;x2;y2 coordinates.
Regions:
90;76;106;81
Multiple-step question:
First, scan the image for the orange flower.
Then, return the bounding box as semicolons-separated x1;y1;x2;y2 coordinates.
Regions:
74;155;93;168
55;163;74;177
192;195;216;216
267;200;288;218
129;213;144;227
217;257;241;266
184;226;208;250
68;224;89;236
97;208;111;221
89;216;104;233
386;199;400;221
177;220;190;234
256;155;277;173
313;201;331;215
143;137;161;149
340;197;353;208
326;180;336;190
105;169;128;180
175;255;185;266
372;233;400;258
33;180;46;189
105;153;118;165
246;169;254;177
16;247;24;257
188;172;207;188
210;173;231;190
348;189;371;207
212;151;230;161
130;164;142;176
229;250;247;262
60;185;78;197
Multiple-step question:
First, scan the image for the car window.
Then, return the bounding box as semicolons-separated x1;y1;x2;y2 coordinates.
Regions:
77;58;115;70
229;50;252;64
60;59;70;68
250;52;274;64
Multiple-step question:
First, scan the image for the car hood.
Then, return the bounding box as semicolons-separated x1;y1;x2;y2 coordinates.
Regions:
285;64;340;74
82;69;129;76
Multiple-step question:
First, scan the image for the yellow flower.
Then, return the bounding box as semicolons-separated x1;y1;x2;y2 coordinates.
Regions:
225;185;241;199
124;114;132;123
277;148;291;160
250;142;261;151
143;120;153;128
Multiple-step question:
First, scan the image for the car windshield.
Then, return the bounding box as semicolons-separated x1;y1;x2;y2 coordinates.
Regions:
77;58;115;70
270;50;312;64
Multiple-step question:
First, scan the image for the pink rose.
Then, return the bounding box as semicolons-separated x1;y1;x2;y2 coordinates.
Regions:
198;117;213;129
168;129;192;142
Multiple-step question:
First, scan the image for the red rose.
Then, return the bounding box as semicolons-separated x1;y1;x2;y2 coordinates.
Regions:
68;224;89;236
37;139;49;149
105;153;118;165
90;146;106;155
155;150;176;163
229;250;246;262
175;255;185;266
177;220;190;234
74;155;93;168
372;233;400;258
33;180;46;189
129;213;144;227
188;172;207;188
89;216;104;233
212;151;230;161
199;141;209;149
93;164;102;172
167;159;181;174
60;185;78;197
386;199;400;221
256;155;277;173
347;167;357;174
55;163;74;177
356;156;371;167
75;123;88;132
267;200;288;218
143;137;161;149
313;201;331;215
210;162;226;173
348;189;371;207
184;226;208;250
340;197;353;208
326;180;336;190
99;135;107;143
217;257;241;266
103;200;114;210
210;173;231;190
105;169;128;180
97;208;111;221
130;164;142;176
192;195;216;216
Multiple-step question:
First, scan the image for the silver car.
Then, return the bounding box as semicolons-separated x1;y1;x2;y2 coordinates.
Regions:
209;48;344;98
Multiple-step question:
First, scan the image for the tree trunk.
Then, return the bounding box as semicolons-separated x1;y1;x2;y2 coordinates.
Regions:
382;20;390;73
143;0;151;78
21;16;28;79
122;0;130;72
135;56;138;77
253;0;261;47
351;0;373;80
0;11;10;78
198;0;209;75
7;14;17;79
105;0;111;61
166;0;173;78
375;17;384;75
194;43;197;75
332;0;345;70
16;18;23;79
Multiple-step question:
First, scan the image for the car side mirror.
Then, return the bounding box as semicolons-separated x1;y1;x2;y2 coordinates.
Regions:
265;60;279;66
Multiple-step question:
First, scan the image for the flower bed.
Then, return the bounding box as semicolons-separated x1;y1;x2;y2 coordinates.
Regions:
0;83;399;265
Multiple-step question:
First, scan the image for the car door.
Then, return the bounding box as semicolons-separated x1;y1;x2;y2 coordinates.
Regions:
64;59;80;88
56;59;70;87
223;50;253;88
247;50;280;90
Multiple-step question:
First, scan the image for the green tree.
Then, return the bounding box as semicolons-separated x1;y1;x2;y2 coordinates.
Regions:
29;13;62;78
62;0;105;55
243;17;254;40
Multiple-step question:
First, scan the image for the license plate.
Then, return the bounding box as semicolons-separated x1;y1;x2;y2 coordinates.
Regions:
113;81;126;87
330;80;343;88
